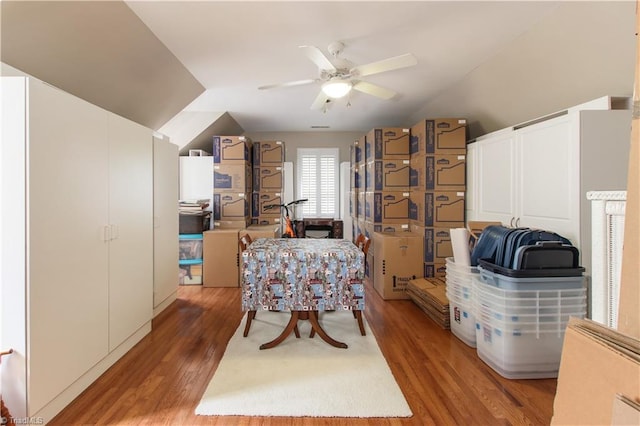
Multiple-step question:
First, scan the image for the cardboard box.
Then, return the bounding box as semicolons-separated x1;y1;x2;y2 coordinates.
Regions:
350;190;358;218
213;136;252;164
350;139;363;167
358;163;367;191
250;216;281;226
241;224;280;240
253;166;284;192
370;231;424;300
417;226;454;263
350;165;362;189
423;262;446;278
252;140;285;165
364;191;410;224
213;193;249;221
409;191;465;228
366;159;411;191
410;154;466;191
203;229;241;287
213;219;250;229
619;9;640;340
251;192;282;217
551;318;640;425
365;128;410;161
364;221;410;235
357;190;366;218
214;162;252;193
410;118;467;155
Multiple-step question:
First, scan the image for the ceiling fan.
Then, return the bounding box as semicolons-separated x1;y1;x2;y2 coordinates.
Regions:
258;41;418;111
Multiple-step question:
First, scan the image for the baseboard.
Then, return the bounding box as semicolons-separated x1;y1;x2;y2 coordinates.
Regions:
153;290;177;318
33;322;151;423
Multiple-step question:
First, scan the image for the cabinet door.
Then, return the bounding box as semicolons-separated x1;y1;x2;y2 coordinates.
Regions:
516;114;578;242
27;79;110;414
107;113;153;351
475;131;516;225
153;137;179;310
465;142;477;221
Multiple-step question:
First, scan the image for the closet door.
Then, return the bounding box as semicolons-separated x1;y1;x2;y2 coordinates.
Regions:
27;79;110;414
153;136;179;311
107;113;153;351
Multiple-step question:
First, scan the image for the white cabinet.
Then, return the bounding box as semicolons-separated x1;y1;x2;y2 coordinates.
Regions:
154;136;179;314
469;128;517;225
467;101;631;275
179;156;213;209
1;76;154;420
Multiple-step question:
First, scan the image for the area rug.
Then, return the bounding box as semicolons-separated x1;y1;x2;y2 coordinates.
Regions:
195;310;413;418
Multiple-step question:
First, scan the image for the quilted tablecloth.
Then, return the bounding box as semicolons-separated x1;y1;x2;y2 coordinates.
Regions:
241;238;365;311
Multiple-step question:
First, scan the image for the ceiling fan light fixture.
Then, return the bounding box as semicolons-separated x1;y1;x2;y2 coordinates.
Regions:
321;79;352;99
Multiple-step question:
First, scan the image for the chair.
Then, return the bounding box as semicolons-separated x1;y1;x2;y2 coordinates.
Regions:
238;233;253;251
352;233;370;336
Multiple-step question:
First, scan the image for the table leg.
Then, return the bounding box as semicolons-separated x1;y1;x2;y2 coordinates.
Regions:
260;311;301;350
243;310;256;337
354;310;366;336
308;311;348;349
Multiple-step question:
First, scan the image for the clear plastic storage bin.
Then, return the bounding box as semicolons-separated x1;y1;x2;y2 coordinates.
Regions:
445;258;480;347
471;269;586;379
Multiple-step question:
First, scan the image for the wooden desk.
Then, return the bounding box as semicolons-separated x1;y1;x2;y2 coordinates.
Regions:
241;238;365;349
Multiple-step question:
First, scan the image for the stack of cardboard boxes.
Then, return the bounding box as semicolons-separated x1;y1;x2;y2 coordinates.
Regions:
212;136;252;229
409;118;467;278
363;128;411;235
251;141;285;226
348;128;424;300
203;136;283;288
349;120;467;300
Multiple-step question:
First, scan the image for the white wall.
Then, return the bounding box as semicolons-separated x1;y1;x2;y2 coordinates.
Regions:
409;1;636;139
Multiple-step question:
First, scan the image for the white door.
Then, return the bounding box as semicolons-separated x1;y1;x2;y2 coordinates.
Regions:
107;113;154;351
516;114;578;242
28;78;111;415
476;130;516;225
154;137;179;310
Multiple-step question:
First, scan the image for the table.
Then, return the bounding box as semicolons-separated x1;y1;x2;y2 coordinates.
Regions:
241;238;365;349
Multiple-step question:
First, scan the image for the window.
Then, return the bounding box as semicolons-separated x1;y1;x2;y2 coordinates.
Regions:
297;148;339;218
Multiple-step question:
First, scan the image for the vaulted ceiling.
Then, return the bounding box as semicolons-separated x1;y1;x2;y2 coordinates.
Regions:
2;1;635;150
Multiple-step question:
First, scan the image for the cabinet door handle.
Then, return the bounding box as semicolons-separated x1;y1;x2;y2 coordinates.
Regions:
103;225;111;242
515;217;521;227
111;224;119;240
510;217;515;227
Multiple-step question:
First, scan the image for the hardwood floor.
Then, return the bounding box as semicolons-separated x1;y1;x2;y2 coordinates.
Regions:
49;283;557;425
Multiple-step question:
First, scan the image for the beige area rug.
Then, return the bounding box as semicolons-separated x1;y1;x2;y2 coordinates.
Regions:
195;310;413;418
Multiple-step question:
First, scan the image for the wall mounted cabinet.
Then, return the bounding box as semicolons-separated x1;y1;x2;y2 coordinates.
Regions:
467;97;631;276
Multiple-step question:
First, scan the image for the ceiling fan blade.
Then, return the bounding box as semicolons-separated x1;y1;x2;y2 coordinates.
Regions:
258;79;317;90
351;53;417;77
310;91;330;110
352;81;396;100
299;45;336;72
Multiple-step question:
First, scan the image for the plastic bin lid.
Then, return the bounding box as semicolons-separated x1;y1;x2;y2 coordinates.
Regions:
179;233;204;240
179;259;203;265
478;259;584;278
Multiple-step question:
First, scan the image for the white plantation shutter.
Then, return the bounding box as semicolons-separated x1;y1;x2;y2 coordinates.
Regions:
297;148;339;218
